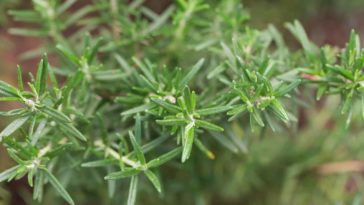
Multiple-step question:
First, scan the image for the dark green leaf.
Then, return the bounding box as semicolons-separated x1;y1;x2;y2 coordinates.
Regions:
17;65;24;91
251;108;264;127
121;103;156;116
129;131;146;165
127;175;138;205
33;171;44;201
0;116;29;140
147;147;182;168
0;81;19;97
178;59;205;89
269;99;289;122
105;168;141;180
35;54;48;94
156;118;186;126
42;169;75;205
274;79;301;97
150;98;181;113
144;170;162;193
196;120;224;132
82;159;118;167
58;123;86;141
41;106;71;123
197;105;231;116
182;124;195;163
0;165;21;182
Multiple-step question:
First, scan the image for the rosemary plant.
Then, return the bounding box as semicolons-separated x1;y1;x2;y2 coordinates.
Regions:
1;0;364;204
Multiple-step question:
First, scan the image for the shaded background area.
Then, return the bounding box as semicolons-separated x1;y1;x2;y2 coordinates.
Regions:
1;0;364;204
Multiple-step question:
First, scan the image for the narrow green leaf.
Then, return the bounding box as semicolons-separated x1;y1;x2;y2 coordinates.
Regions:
35;54;48;94
129;131;146;165
92;70;127;81
183;87;193;113
42;169;74;205
17;65;24;91
178;59;205;89
207;64;226;79
63;5;99;28
0;81;19;97
0;165;20;182
44;143;73;159
41;106;71;123
342;90;354;114
0;108;26;117
114;54;132;73
132;57;155;82
0;97;22;102
209;131;239;153
147;147;182;168
139;134;170;154
328;65;354;81
57;0;77;14
31;119;47;144
274;79;301;97
285;20;318;56
221;42;235;63
88;37;103;64
56;45;80;66
191;91;196;111
156;118;186;126
197;105;231;116
33;171;44;201
8;10;40;22
150;98;181;113
0;116;29;140
182;124;195;163
135;114;142;143
82;159;117;167
269;99;289;122
251;109;264;127
28;169;35;187
107;166;116;198
177;96;187;111
196;120;224;132
121;103;156;116
139;75;158;92
144;170;162;193
63;70;84;99
58;122;87;141
9;28;47;36
194;138;215;159
127;175;139;205
105;168;141;180
316;84;327;100
227;105;247;116
142;5;175;35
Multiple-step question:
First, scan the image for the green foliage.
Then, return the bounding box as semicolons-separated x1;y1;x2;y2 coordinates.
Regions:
1;0;364;205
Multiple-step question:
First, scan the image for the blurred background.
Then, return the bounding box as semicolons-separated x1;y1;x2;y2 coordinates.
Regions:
2;0;364;204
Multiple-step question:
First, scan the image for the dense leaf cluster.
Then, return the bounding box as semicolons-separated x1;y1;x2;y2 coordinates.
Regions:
0;0;363;204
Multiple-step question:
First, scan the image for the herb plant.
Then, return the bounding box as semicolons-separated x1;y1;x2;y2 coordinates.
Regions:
1;0;364;205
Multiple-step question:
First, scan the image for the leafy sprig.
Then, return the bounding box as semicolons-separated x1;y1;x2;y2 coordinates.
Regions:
1;1;363;205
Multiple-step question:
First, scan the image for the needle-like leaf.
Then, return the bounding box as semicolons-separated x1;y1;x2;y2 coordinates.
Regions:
129;131;146;165
144;170;162;193
127;175;139;205
42;169;74;205
181;124;195;163
0;116;29;141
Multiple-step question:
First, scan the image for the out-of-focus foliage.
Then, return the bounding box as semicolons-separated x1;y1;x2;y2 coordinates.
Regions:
0;0;19;26
0;0;364;205
245;0;364;27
